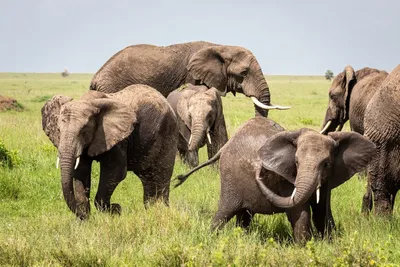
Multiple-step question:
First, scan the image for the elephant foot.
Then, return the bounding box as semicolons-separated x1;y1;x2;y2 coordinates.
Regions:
110;203;122;215
75;202;90;220
373;200;392;216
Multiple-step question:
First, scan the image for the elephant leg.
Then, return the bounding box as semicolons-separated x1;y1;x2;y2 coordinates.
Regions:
211;208;238;231
361;178;373;214
73;155;93;219
369;151;393;216
95;147;127;215
235;209;253;230
286;204;312;243
390;191;397;211
310;185;335;239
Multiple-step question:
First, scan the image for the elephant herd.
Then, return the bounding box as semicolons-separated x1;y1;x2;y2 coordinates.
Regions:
38;40;400;242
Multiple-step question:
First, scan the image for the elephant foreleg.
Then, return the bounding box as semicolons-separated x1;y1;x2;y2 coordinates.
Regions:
286;204;312;243
235;209;253;230
310;185;335;239
361;179;373;214
73;155;92;219
95;146;127;215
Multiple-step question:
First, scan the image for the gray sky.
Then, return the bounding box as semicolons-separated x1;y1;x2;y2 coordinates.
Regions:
1;0;399;74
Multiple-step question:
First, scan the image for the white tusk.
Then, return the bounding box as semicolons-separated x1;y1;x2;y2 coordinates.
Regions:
56;157;59;169
290;188;296;201
188;134;192;146
74;157;80;170
207;132;212;144
250;97;291;110
316;188;320;204
320;120;332;134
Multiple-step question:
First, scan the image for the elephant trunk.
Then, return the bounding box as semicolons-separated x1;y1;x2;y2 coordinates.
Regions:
188;121;207;151
253;70;271;117
60;150;78;215
257;167;319;209
320;108;342;134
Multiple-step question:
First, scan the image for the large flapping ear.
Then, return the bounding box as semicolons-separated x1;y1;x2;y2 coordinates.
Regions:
343;65;356;120
257;129;308;184
87;98;137;157
41;95;73;148
187;46;228;93
328;131;376;189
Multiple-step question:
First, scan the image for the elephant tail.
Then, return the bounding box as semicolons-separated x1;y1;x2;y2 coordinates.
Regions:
174;148;222;188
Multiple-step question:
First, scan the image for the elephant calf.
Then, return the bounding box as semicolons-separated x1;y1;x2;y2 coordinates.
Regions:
176;117;375;242
42;85;178;219
167;84;228;167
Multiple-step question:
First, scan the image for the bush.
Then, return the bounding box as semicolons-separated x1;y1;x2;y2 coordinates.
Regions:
0;140;21;168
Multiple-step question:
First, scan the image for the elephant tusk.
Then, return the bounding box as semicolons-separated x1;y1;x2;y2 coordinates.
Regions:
207;132;212;144
251;97;291;110
316;188;320;204
188;134;193;146
290;188;296;201
56;157;59;169
74;157;80;170
320;120;332;134
336;123;344;132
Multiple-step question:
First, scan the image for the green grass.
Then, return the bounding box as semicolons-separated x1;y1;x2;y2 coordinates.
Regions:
0;73;398;266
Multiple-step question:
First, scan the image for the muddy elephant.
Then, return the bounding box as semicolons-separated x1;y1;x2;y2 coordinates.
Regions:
90;41;289;117
41;85;178;219
363;64;400;215
320;65;388;134
167;84;228;167
176;117;375;242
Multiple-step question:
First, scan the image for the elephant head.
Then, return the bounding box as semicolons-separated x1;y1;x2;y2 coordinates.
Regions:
256;130;375;208
187;45;289;117
41;91;137;218
320;66;356;134
176;86;227;152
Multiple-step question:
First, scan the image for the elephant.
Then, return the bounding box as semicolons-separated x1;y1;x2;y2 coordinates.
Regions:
175;117;375;242
320;65;388;135
41;85;178;219
363;64;400;215
320;65;388;213
90;41;289;118
167;84;228;167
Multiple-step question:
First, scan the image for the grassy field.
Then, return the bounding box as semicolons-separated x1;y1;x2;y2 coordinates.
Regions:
1;73;399;266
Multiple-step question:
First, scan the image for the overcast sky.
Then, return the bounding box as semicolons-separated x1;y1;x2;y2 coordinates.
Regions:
1;0;399;75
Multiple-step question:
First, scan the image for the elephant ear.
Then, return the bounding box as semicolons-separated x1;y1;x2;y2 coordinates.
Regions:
87;98;137;157
41;95;73;148
257;129;308;184
328;131;376;189
343;65;356;120
187;46;228;93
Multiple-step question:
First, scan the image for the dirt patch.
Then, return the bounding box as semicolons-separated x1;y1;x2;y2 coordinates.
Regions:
0;95;24;111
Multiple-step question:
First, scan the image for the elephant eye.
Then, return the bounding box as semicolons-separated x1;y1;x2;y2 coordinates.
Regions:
240;69;249;77
323;161;331;168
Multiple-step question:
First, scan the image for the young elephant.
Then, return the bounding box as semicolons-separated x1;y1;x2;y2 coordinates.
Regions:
176;117;375;242
41;85;178;219
167;84;228;167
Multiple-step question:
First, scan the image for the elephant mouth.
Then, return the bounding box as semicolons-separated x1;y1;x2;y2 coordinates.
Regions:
320;119;344;134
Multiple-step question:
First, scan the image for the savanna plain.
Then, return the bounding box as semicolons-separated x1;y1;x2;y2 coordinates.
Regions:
1;73;399;266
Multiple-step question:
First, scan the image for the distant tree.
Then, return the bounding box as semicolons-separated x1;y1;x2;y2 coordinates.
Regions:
325;70;334;81
61;68;69;77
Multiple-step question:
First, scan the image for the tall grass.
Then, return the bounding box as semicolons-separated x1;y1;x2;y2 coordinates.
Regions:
0;73;398;266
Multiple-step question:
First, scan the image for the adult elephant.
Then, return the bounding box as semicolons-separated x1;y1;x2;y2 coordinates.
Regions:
90;41;289;117
320;65;388;134
41;85;178;219
175;118;375;242
364;64;400;215
320;65;388;213
167;84;228;167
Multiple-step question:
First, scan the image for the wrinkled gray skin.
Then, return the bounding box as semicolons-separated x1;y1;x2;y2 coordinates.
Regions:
167;84;228;167
176;118;375;242
320;65;388;213
90;41;285;117
321;65;388;134
41;85;178;219
364;64;400;216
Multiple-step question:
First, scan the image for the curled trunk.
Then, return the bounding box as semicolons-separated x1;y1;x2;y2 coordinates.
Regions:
257;172;317;209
